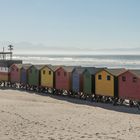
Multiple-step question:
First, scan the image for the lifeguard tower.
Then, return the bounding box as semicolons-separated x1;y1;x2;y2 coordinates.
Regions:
0;45;22;67
0;45;22;86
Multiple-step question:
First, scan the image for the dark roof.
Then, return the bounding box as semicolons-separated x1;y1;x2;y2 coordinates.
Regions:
105;68;126;76
48;65;60;72
62;66;76;72
40;65;60;72
22;64;32;70
129;69;140;77
33;65;45;70
85;67;104;75
73;67;86;74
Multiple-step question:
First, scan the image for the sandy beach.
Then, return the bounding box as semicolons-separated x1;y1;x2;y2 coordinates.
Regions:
0;89;140;140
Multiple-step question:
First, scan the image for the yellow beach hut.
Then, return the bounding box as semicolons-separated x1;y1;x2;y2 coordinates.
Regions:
40;65;59;88
95;68;126;98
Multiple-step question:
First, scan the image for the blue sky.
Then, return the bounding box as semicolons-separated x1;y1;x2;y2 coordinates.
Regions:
0;0;140;54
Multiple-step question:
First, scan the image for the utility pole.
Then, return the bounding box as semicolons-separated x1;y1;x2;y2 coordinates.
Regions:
2;47;5;60
8;45;14;60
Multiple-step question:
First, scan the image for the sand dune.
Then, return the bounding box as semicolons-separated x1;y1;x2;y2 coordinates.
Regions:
0;89;140;140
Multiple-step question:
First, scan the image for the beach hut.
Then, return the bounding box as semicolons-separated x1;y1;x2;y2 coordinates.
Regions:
40;65;58;88
72;67;85;93
0;64;9;82
55;66;75;91
118;70;140;100
20;64;32;85
28;65;44;87
10;64;23;83
95;68;126;98
83;67;103;95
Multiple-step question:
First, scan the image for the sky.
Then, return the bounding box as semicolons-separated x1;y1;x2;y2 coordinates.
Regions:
0;0;140;54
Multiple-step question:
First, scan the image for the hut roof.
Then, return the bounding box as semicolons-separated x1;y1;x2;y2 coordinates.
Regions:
22;64;32;70
129;69;140;78
40;64;60;72
33;65;45;70
105;68;126;76
11;63;23;69
48;65;60;72
74;67;86;74
85;67;104;75
62;66;76;73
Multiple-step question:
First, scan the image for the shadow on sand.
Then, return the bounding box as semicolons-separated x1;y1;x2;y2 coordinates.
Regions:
46;94;140;115
1;87;140;115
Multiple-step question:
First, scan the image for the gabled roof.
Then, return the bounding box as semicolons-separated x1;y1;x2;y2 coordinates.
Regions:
128;69;140;78
85;67;105;75
21;64;32;70
62;66;76;73
48;65;60;72
105;68;126;76
10;63;23;69
73;67;86;74
40;64;60;72
33;65;45;70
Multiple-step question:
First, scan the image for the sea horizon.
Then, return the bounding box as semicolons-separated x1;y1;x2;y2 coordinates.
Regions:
11;54;140;69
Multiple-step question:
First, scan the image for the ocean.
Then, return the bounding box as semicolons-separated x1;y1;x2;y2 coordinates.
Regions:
13;54;140;69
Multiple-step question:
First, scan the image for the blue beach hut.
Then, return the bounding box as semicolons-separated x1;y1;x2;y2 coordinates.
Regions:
72;67;85;93
20;64;32;84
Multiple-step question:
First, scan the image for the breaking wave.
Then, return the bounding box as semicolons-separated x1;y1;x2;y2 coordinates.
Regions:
13;54;140;69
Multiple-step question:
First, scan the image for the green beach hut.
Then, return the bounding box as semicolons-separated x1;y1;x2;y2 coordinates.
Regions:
83;67;103;95
28;65;44;87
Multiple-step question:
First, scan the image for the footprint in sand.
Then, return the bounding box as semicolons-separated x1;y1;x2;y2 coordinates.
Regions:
95;132;99;136
48;137;55;140
80;135;86;138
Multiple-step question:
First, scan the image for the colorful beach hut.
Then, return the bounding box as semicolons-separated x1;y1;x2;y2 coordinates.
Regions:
28;65;44;86
95;68;126;98
55;66;75;91
72;67;85;93
10;64;23;83
0;64;9;82
20;64;32;85
40;65;58;88
118;70;140;100
83;67;103;95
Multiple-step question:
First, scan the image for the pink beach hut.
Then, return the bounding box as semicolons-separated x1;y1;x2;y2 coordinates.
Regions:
118;70;140;101
10;64;22;83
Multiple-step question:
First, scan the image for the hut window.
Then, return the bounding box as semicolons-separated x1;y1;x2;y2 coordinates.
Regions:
133;77;137;83
43;70;46;75
122;76;126;81
57;72;60;76
107;75;111;80
98;75;102;80
64;72;67;76
49;71;51;75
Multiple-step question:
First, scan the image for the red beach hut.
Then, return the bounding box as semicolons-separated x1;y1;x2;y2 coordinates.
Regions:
118;70;140;100
55;66;75;91
10;64;22;83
